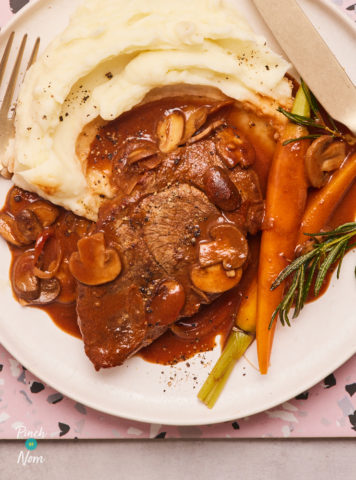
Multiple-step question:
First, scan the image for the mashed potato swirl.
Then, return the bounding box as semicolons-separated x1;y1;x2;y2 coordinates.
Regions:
4;0;292;220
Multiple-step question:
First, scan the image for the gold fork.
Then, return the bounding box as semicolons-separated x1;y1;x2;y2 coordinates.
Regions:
0;32;40;173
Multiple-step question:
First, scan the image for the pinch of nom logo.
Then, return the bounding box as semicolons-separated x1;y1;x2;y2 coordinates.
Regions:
15;425;46;466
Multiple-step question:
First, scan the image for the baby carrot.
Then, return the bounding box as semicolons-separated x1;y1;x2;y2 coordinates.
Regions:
297;152;356;246
256;87;310;374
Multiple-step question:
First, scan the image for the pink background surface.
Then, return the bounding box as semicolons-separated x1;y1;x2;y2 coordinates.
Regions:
0;0;355;439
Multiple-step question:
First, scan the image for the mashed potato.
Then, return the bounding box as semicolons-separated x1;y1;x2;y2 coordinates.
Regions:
3;0;292;220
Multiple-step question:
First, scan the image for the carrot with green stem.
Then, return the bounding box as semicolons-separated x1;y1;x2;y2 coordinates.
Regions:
256;86;311;374
198;87;312;405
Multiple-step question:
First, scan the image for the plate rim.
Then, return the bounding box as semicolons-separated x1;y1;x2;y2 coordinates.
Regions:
0;0;355;426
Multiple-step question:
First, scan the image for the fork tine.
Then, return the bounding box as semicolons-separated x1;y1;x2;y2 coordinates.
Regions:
0;31;15;86
1;34;27;116
26;37;40;71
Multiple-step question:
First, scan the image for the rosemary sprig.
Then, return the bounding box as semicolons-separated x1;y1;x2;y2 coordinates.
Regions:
269;222;356;328
278;107;349;140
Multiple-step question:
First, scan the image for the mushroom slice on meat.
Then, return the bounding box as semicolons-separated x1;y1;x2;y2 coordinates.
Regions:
69;232;121;285
187;120;226;144
199;224;248;270
157;111;185;153
190;263;243;293
181;106;209;143
125;139;158;165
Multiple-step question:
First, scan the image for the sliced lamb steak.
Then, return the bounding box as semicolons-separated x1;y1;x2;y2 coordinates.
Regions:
77;184;222;369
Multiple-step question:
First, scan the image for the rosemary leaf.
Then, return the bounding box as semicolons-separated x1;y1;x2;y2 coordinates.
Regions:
327;112;341;134
282;135;321;146
336;240;348;279
293;265;305;318
277;108;321;128
271;248;318;289
271;271;299;329
301;79;319;116
314;241;346;295
301;256;318;306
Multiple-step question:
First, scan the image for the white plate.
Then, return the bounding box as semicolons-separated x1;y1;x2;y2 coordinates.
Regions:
0;0;355;426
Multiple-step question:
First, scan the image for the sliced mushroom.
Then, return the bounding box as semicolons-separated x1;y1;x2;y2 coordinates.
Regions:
33;240;62;280
32;278;61;305
203;166;241;211
0;193;59;247
146;280;185;326
215;126;255;168
0;211;41;247
69;232;121;285
305;136;346;188
0;213;23;246
181;106;209;143
16;209;43;243
156;111;185;153
127;144;158;165
199;224;248;270
29;202;60;227
12;252;40;302
190;263;242;293
120;172;144;195
139;155;162;170
12;252;60;305
187;120;226;144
